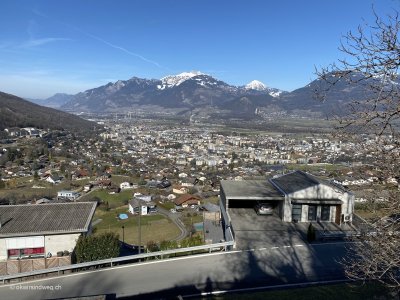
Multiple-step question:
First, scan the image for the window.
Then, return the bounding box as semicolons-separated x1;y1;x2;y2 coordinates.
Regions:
7;249;20;258
321;205;331;221
7;247;45;259
292;204;302;222
308;205;317;221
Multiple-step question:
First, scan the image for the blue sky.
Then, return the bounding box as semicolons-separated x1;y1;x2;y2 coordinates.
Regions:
0;0;397;98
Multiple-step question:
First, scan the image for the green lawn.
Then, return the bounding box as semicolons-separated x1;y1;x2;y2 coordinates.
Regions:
158;201;175;210
80;189;133;208
181;212;203;228
93;206;181;245
205;282;394;300
109;175;135;185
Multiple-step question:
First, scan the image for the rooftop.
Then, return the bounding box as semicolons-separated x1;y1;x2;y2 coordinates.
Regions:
0;202;97;237
220;180;284;200
271;170;347;195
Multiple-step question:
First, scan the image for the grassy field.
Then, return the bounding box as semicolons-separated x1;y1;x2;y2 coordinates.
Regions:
0;174;134;203
181;212;203;228
205;282;395;300
93;206;181;245
0;177;90;201
158;201;175;210
80;189;133;208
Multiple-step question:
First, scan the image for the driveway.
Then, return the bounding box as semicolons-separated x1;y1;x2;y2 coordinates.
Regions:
229;208;305;250
156;207;188;241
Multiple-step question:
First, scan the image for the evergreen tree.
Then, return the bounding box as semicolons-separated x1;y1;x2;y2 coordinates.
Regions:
74;232;120;263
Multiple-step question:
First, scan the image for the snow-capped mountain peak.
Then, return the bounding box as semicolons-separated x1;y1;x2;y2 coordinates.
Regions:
244;80;285;97
159;71;206;90
245;80;267;91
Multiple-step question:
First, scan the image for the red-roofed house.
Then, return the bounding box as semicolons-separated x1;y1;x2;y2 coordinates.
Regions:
174;194;201;208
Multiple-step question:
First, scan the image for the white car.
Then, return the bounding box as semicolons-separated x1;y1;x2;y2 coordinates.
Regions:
255;203;273;215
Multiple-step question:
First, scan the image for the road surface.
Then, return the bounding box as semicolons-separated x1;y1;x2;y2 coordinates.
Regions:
0;242;349;299
157;207;188;241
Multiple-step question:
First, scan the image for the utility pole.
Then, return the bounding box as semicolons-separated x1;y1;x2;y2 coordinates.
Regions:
138;200;141;255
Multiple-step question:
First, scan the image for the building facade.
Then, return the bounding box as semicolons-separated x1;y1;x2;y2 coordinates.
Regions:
0;202;96;261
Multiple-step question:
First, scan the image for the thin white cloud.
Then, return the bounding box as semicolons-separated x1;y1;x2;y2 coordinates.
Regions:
83;31;162;68
21;37;72;48
32;9;165;69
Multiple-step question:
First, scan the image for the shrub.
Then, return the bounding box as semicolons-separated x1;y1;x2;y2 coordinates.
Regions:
146;240;160;252
74;232;120;263
307;223;316;242
159;240;178;250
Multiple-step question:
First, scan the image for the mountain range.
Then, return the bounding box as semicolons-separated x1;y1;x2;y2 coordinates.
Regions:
29;93;74;109
31;71;382;118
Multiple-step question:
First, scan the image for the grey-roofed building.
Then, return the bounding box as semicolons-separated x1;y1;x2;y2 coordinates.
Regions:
220;180;285;223
0;202;96;261
220;170;354;225
270;171;354;224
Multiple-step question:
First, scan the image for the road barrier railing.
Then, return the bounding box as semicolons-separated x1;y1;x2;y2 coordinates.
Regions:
0;240;234;284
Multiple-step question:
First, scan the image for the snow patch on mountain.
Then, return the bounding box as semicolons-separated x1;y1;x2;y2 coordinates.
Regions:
244;80;284;97
158;71;205;90
269;90;284;97
106;80;126;93
245;80;267;91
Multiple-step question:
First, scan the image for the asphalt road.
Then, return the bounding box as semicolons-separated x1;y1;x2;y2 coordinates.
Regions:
0;242;348;299
157;207;188;241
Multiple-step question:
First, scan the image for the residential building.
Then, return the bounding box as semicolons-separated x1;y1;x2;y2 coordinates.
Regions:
220;170;354;225
174;194;201;208
57;190;80;201
0;202;96;261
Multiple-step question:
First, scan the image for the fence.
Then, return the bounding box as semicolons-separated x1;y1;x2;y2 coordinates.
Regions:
0;239;234;284
0;256;71;276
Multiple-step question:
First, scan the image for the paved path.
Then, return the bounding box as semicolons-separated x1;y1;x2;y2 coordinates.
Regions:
0;242;348;299
157;207;188;241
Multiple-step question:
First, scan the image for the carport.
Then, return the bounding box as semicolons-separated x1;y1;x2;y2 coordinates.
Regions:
220;180;285;219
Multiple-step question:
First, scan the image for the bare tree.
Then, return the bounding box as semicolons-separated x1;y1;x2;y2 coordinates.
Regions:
316;10;400;289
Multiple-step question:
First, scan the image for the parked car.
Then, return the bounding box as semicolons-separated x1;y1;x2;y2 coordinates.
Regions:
255;203;273;215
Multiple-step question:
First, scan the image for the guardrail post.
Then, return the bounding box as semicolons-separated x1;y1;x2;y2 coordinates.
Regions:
111;259;113;267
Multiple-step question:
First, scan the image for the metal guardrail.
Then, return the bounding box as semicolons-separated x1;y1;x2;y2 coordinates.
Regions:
0;240;234;284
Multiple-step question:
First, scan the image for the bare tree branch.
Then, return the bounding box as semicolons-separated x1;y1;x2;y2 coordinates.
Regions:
316;9;400;291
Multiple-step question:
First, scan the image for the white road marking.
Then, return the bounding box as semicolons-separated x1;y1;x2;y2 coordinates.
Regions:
311;241;357;246
183;278;353;298
0;242;338;288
